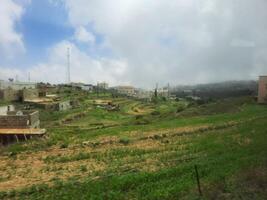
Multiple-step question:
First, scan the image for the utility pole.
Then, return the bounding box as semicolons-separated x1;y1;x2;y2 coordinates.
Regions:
167;83;170;98
154;83;158;98
67;47;71;84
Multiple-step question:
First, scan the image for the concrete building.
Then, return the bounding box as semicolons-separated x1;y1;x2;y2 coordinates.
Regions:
57;100;72;111
0;110;40;129
25;98;75;111
22;88;39;101
258;76;267;103
0;110;45;145
0;88;22;101
81;84;94;92
0;105;15;115
97;82;109;90
157;88;169;98
135;89;153;100
0;80;38;102
114;86;135;96
0;80;37;90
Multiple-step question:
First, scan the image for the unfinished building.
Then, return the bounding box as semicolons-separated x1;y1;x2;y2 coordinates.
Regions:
0;109;46;146
25;98;74;111
0;88;22;101
0;80;38;102
258;76;267;104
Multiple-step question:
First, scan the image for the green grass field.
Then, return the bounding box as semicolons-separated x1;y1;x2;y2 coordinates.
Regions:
0;93;267;199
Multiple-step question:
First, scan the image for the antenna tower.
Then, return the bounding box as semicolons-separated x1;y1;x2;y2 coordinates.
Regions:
67;47;71;84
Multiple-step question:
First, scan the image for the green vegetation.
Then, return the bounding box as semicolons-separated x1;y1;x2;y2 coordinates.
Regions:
0;91;266;199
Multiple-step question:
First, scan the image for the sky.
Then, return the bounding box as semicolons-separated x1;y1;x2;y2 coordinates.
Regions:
0;0;267;88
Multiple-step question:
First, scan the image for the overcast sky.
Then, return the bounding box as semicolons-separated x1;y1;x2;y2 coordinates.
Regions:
0;0;267;88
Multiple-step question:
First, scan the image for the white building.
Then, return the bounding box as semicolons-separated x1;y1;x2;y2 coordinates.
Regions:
114;86;135;96
81;84;94;92
0;80;37;90
97;82;109;90
0;105;15;115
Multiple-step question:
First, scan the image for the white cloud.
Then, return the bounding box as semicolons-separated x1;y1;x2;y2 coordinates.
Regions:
1;40;128;85
74;26;95;44
0;0;27;58
57;0;267;87
2;0;267;87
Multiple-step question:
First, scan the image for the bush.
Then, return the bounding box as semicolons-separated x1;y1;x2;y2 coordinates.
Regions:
60;143;68;149
119;137;131;145
176;107;185;113
80;165;87;172
151;111;160;116
135;115;143;120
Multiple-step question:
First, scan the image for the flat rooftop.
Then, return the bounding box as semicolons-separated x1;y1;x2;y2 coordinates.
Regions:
0;128;46;135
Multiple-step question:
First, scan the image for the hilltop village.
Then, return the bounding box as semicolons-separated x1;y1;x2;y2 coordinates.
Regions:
0;77;266;199
0;77;266;146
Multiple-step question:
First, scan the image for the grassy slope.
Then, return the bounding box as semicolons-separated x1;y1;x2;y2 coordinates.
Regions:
0;95;267;199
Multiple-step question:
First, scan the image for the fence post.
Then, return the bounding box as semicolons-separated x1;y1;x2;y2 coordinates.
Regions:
194;165;202;196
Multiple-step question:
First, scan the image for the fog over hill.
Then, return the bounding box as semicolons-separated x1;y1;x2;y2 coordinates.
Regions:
172;80;258;99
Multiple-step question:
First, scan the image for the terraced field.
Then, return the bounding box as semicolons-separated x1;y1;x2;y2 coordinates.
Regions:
0;94;267;199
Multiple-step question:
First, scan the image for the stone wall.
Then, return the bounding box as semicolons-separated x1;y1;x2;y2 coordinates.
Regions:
0;105;15;115
0;110;40;128
0;115;29;128
29;111;40;128
22;89;39;101
0;89;21;101
57;101;72;111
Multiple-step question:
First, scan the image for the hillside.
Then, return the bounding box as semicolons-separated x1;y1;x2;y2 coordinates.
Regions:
0;93;267;199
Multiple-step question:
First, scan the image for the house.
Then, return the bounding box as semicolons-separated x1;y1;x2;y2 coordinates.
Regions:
157;88;169;98
56;100;72;111
0;80;38;102
258;76;267;103
0;88;22;101
97;82;109;90
25;99;74;111
135;89;153;100
0;80;37;90
81;84;94;92
0;110;40;129
0;105;15;115
114;86;135;96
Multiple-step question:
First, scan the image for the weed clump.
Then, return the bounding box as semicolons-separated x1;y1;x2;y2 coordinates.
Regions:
60;143;68;149
151;111;160;116
80;165;87;172
119;137;131;145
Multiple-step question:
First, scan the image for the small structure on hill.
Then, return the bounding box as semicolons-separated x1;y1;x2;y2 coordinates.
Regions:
24;97;78;111
258;76;267;104
0;80;38;101
93;100;120;111
97;82;109;90
113;86;136;96
0;109;46;146
0;80;36;90
0;105;15;115
81;84;94;92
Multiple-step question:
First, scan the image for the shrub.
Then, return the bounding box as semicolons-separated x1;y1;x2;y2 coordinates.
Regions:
60;143;68;149
119;137;131;145
151;111;160;116
80;165;87;172
176;107;185;113
135;115;143;120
